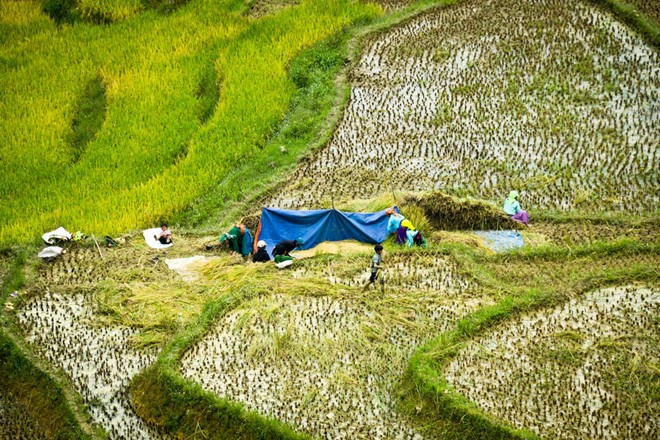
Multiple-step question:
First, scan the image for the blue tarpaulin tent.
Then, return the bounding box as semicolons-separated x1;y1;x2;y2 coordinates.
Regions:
256;207;398;255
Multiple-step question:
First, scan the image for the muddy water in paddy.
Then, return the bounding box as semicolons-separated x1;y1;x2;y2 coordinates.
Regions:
181;256;488;439
16;290;170;440
270;0;659;213
446;286;660;439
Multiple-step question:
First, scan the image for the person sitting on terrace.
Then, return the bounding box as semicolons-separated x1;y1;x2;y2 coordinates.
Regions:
503;190;529;225
154;224;172;244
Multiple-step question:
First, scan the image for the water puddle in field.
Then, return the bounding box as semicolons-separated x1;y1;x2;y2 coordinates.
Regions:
16;290;171;440
445;286;660;439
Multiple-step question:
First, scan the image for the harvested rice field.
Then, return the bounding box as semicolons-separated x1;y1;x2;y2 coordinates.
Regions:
181;255;490;439
445;286;660;439
5;238;216;438
1;0;658;438
16;289;169;440
270;0;660;214
530;218;660;245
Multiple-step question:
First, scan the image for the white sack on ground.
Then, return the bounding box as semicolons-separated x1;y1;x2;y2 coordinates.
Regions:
42;227;72;244
38;246;64;260
276;260;294;269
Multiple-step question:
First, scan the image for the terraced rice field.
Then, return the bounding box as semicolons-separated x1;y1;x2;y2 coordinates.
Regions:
2;0;658;438
530;219;660;245
270;0;660;214
180;255;490;439
16;289;169;440
445;286;660;439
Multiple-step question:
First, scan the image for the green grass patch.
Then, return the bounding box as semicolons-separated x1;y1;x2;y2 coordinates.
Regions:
69;75;107;164
0;333;93;439
195;54;221;125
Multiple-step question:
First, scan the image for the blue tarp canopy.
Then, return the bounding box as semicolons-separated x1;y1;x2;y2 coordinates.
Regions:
258;207;397;255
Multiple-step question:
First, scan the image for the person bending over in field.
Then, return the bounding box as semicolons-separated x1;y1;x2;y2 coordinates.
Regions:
503;190;529;225
386;208;412;245
385;208;405;235
154;224;173;244
219;223;253;257
271;238;304;262
394;218;426;247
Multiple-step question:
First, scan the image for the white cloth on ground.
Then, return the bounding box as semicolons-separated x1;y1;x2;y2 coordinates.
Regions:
38;246;64;259
276;260;294;269
42;227;72;245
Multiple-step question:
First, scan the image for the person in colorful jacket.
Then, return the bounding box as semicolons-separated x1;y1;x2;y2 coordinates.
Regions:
385;208;405;235
503;191;529;225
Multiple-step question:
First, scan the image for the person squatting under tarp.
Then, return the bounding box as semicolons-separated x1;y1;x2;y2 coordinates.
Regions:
271;238;304;263
503;191;530;225
252;240;270;263
220;224;253;256
363;244;384;292
385;208;425;247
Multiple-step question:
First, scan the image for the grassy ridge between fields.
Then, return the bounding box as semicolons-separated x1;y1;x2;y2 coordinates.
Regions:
0;251;95;439
402;239;659;439
588;0;660;48
0;334;92;439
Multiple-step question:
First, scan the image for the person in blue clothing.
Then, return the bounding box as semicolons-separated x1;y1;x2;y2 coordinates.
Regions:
385;208;405;235
503;191;529;225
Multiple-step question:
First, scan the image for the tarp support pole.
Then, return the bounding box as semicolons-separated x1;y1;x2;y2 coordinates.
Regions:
252;219;262;255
